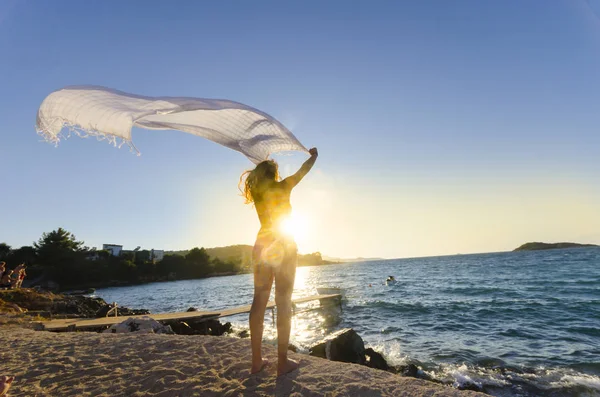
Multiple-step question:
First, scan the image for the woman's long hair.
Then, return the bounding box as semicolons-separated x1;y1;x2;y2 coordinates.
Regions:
239;160;279;204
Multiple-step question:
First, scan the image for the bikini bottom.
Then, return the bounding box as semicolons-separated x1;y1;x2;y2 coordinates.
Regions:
253;229;297;270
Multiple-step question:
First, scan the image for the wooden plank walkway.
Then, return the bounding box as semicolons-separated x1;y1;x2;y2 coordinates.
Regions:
38;293;342;331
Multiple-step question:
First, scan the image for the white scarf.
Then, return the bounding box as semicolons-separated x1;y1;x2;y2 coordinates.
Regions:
36;85;307;163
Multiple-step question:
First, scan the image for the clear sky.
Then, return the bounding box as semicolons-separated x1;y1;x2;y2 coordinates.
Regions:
1;0;599;259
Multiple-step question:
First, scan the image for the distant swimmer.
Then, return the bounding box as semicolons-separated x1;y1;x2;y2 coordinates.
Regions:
241;147;318;376
386;276;396;285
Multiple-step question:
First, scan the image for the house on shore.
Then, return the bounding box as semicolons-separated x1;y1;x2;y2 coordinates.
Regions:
101;244;164;263
102;244;123;257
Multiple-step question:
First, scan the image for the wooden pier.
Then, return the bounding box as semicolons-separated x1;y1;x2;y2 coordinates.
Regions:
37;293;342;332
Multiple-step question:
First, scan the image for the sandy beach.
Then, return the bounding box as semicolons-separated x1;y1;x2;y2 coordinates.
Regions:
0;327;487;397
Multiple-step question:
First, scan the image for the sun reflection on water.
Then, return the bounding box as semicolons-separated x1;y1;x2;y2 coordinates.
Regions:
259;266;341;349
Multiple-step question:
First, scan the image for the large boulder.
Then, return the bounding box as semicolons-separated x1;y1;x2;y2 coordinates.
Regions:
102;317;173;334
309;328;366;365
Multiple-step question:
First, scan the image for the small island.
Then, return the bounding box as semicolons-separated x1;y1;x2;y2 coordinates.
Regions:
513;242;599;251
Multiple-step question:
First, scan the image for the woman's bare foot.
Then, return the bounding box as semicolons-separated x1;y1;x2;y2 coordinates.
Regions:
277;358;299;376
251;359;269;374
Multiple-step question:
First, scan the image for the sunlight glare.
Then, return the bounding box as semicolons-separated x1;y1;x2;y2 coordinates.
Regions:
280;212;310;242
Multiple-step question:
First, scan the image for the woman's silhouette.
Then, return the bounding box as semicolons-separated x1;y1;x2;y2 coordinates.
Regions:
240;147;318;375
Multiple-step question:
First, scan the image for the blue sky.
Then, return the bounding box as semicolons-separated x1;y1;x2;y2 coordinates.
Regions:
1;0;599;258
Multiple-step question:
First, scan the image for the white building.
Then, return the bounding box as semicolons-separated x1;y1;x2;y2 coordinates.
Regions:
102;244;123;256
150;249;164;261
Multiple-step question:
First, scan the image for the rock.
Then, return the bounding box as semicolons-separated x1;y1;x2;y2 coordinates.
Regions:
309;328;366;365
365;348;388;370
0;289;149;319
206;319;231;336
94;302;149;318
391;363;436;382
167;320;195;335
10;303;25;313
95;303;117;318
288;344;298;353
186;307;198;312
237;330;249;338
64;288;96;296
188;319;232;336
116;307;151;316
458;382;483;392
0;302;25;313
402;364;420;378
102;317;173;334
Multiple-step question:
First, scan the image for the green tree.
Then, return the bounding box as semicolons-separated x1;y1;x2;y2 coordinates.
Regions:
186;247;209;265
116;259;137;282
212;257;236;273
135;250;151;265
298;252;323;267
0;243;11;261
121;251;135;262
33;228;86;285
157;254;187;279
8;246;37;266
186;247;212;277
34;227;84;266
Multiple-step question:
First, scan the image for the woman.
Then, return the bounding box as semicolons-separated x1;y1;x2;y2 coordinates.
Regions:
10;264;25;289
240;147;318;376
16;266;26;288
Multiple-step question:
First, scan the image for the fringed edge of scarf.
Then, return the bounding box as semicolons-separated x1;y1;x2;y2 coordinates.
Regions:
35;118;140;155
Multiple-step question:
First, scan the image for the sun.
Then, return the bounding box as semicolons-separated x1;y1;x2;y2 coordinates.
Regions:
280;212;309;241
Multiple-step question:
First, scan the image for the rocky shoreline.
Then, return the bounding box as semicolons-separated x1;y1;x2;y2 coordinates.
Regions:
0;288;149;319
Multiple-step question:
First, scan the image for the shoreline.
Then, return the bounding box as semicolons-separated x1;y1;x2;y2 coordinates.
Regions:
53;271;249;292
56;261;344;292
0;327;486;397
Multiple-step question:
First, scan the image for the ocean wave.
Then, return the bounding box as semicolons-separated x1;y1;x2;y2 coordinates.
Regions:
365;339;410;367
553;373;600;391
422;362;600;396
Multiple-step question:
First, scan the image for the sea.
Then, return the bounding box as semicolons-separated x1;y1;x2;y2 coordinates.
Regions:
95;247;600;397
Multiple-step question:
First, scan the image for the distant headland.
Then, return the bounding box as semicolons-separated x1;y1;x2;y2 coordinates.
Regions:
513;242;599;251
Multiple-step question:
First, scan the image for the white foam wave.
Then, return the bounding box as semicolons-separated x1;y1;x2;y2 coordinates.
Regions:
365;340;409;366
549;371;600;391
425;363;510;389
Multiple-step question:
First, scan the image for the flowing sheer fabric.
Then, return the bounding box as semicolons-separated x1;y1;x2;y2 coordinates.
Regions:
36;85;307;163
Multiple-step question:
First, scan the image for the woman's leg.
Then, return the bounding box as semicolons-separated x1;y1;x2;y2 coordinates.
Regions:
274;245;298;375
249;248;274;374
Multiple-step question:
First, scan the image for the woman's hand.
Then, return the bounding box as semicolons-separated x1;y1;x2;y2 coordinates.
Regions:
309;147;318;157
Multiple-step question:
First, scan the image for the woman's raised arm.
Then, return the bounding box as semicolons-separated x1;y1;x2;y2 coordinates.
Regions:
282;147;318;189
